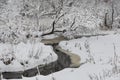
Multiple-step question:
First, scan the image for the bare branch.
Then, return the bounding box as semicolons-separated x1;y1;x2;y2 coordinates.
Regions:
55;12;67;23
72;27;78;31
41;0;67;36
45;0;56;10
70;17;76;29
41;12;56;17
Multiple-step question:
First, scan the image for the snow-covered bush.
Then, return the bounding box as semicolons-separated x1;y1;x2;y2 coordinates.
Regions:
0;44;15;65
0;0;120;42
63;25;97;39
112;16;120;29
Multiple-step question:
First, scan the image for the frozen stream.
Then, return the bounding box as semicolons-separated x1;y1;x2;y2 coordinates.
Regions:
1;44;71;79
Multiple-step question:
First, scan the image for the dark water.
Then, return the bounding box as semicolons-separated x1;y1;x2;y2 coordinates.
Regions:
2;72;23;79
2;44;71;79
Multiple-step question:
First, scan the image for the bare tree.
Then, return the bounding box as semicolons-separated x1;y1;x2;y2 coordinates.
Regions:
41;0;68;36
111;0;114;26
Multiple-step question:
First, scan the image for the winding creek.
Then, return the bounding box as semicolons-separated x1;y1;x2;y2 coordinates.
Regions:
1;36;80;79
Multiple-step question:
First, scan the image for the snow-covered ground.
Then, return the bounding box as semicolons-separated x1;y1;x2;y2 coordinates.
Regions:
0;41;57;72
2;34;120;80
1;0;120;80
59;33;120;64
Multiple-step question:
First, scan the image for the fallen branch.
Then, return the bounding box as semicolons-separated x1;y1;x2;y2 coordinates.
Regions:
74;33;109;39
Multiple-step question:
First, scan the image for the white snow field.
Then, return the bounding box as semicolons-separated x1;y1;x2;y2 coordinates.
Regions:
2;34;120;80
0;41;58;72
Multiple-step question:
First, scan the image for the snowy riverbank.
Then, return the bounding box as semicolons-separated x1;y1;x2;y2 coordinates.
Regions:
2;34;120;80
0;42;57;72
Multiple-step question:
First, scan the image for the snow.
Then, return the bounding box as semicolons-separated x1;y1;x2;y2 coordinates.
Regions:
58;34;120;80
3;63;113;80
105;73;120;80
2;34;120;80
0;41;58;72
0;60;24;72
1;0;120;80
42;34;58;39
59;34;120;65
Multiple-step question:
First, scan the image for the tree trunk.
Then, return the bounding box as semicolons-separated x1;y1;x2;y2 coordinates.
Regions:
104;13;108;27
